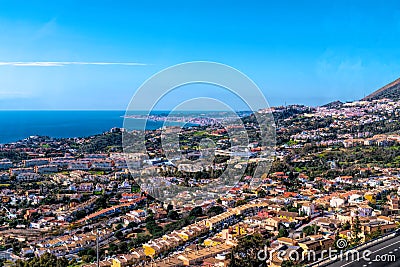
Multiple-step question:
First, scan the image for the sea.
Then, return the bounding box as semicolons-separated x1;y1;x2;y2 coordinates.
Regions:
0;110;159;144
0;110;252;144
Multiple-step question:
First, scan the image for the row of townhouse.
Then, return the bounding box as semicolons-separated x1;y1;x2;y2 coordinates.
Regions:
269;235;335;267
204;210;236;230
0;159;13;170
22;158;49;167
204;202;271;231
33;229;113;257
67;159;114;171
9;164;59;176
142;222;209;258
76;197;146;224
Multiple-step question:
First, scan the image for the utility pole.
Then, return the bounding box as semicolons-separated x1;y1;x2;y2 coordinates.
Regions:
96;228;100;267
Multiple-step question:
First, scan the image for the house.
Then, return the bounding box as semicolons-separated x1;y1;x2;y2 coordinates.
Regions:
21;247;34;256
16;172;39;182
68;161;90;171
35;164;58;174
9;167;34;176
314;217;341;230
23;158;49;167
78;183;93;192
361;220;397;237
352;205;374;217
143;256;183;267
364;192;377;204
348;194;363;204
330;197;345;208
204;237;224;247
111;252;144;267
269;245;303;267
177;244;233;266
264;217;282;231
0;159;12;170
205;210;236;230
143;239;171;257
387;194;400;212
277;237;298;246
335;176;354;184
297;236;334;258
91;160;113;170
277;211;298;221
299;202;315;216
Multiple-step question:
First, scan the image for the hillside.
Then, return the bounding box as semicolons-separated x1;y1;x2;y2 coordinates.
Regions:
322;100;343;108
363;77;400;101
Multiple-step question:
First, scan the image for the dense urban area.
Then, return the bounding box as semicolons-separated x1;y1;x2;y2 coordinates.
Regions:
2;94;400;267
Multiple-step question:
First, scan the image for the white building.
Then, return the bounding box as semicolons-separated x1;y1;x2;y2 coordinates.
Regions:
0;159;12;170
330;197;345;208
17;172;39;182
35;164;58;174
90;160;113;170
299;202;315;216
23;158;49;167
9;167;34;176
68;161;90;171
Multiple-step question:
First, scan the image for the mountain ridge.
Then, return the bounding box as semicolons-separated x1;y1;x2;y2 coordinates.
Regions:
362;77;400;101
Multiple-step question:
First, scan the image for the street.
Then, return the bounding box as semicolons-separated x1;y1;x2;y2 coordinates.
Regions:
324;234;400;267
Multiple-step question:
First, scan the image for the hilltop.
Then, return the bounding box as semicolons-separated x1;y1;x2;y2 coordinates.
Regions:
363;77;400;101
321;100;343;108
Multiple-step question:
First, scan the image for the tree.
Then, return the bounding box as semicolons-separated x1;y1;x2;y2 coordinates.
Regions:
15;252;68;267
166;204;173;211
235;199;247;207
342;221;351;230
351;216;362;245
302;225;319;236
229;233;267;267
115;230;124;240
118;241;129;253
108;243;118;254
257;189;267;198
278;228;289;238
370;225;382;240
189;206;203;217
127;221;138;229
207;206;224;217
167;210;180;220
146;219;163;237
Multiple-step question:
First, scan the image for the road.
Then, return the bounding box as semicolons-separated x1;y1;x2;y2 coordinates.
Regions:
324;234;400;267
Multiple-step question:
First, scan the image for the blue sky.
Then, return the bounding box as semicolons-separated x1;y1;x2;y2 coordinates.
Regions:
1;0;400;110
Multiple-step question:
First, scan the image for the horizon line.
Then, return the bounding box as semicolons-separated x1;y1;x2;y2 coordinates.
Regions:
0;61;149;67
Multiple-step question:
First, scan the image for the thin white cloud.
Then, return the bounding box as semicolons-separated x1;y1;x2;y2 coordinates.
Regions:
0;61;148;67
0;91;31;99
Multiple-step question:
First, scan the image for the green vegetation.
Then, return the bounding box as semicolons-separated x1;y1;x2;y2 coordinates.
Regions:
15;253;68;267
78;132;122;153
229;233;267;267
302;225;320;236
277;228;289;238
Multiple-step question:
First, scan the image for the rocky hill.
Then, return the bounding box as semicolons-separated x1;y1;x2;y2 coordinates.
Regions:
363;77;400;101
322;100;343;108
